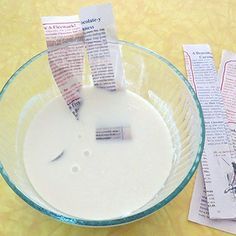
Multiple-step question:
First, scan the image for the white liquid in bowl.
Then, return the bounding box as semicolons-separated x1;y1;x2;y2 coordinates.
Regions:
23;87;173;220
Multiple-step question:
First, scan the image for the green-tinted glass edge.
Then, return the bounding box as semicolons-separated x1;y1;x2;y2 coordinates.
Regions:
0;40;205;227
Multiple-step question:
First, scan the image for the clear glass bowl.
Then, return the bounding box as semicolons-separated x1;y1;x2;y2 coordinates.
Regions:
0;40;205;226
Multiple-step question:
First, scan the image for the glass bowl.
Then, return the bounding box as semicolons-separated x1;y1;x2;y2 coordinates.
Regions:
0;40;205;226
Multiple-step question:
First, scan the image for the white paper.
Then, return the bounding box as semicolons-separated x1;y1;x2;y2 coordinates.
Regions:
41;16;85;119
219;50;236;154
189;168;236;234
187;50;236;233
80;3;124;91
183;44;234;219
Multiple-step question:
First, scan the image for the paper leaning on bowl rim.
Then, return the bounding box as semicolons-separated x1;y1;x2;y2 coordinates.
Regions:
41;3;130;141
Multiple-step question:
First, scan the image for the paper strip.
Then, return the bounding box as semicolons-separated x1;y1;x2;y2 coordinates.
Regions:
42;15;85;119
80;3;124;91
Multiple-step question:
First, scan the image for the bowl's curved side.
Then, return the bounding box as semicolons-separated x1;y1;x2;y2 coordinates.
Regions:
0;40;205;227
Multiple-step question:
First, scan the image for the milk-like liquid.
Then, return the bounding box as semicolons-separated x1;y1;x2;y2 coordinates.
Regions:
24;87;173;220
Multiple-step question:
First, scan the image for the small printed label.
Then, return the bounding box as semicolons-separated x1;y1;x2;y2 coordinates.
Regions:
96;127;131;140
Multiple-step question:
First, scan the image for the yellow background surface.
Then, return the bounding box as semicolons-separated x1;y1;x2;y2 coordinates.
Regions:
0;0;236;235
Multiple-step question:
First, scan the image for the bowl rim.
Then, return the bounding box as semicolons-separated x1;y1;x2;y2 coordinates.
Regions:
0;40;205;227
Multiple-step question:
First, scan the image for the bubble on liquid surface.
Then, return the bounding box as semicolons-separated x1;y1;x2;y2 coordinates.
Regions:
71;165;80;173
83;150;91;157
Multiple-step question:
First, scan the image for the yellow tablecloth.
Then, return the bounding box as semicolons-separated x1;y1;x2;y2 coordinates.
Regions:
0;0;236;235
